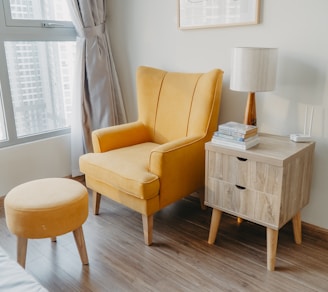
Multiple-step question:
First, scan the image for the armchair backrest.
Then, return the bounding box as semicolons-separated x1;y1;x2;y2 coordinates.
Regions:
136;66;223;144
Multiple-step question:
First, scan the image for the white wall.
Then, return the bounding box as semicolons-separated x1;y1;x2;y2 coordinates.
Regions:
0;135;71;196
107;0;328;229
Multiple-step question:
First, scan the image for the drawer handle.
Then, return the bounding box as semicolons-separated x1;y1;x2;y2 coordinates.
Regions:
237;157;247;162
235;185;246;190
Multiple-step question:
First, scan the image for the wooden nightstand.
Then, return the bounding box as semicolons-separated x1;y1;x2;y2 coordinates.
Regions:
205;134;315;271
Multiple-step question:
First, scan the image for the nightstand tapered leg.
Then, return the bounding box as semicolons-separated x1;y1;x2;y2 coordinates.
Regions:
292;211;302;244
208;209;222;244
267;228;278;271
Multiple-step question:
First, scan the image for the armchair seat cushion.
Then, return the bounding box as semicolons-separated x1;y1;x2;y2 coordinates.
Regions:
80;142;160;200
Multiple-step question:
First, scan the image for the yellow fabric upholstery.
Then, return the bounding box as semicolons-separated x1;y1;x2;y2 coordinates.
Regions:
5;178;88;239
4;178;89;267
79;66;224;245
82;142;160;200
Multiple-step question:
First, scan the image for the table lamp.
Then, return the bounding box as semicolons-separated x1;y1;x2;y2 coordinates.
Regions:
230;47;278;126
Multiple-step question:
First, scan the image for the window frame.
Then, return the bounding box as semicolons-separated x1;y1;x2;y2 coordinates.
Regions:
2;0;74;28
0;0;76;148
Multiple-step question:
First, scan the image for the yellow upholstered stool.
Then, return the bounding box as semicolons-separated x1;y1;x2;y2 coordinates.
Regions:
4;178;89;268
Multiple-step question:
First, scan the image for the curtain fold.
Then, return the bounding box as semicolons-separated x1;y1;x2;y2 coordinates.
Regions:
68;0;127;177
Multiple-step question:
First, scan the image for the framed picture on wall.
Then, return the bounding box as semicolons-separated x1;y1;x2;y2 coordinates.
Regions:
178;0;260;29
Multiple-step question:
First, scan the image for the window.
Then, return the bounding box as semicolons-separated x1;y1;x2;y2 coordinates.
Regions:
0;0;76;148
3;0;73;26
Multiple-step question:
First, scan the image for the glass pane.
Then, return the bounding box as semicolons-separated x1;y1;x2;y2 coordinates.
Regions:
5;41;76;138
9;0;71;21
0;85;8;141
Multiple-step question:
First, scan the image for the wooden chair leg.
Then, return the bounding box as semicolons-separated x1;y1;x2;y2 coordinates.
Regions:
17;236;28;268
73;226;89;265
142;214;153;246
93;191;101;215
198;189;206;210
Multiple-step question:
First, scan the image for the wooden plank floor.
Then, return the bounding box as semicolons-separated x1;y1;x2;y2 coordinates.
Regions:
1;192;328;292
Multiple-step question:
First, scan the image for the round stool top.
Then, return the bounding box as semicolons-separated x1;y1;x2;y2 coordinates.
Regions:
5;178;87;210
5;178;89;238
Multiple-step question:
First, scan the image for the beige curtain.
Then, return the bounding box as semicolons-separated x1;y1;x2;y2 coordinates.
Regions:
68;0;127;176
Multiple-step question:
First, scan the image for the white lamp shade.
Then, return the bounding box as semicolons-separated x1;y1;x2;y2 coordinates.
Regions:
230;47;278;92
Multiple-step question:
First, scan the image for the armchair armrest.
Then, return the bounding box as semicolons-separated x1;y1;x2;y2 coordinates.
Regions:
92;121;151;153
149;135;204;174
150;136;202;154
149;136;207;206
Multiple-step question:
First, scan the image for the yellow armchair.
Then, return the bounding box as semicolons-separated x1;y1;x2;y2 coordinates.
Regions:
79;66;223;245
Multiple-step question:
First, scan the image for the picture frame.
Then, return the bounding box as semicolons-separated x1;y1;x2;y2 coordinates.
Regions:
178;0;260;30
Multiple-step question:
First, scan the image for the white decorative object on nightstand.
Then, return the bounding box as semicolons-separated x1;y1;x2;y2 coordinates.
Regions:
205;133;315;271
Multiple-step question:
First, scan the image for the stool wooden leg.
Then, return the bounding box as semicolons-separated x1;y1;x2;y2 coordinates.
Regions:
51;237;57;242
17;236;28;268
73;226;89;265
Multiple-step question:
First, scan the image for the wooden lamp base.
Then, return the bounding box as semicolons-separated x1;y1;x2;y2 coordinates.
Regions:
244;92;256;126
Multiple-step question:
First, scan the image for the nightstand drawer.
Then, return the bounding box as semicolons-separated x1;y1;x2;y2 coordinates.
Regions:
205;178;279;227
207;151;283;195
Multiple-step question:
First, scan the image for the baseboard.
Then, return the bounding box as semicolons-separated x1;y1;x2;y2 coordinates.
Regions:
302;222;328;241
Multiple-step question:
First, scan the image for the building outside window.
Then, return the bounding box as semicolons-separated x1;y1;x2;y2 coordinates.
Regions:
0;0;76;147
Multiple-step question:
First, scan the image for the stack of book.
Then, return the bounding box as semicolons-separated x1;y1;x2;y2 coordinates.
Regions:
211;121;259;150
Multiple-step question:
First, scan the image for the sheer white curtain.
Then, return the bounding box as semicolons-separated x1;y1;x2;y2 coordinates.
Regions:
68;0;127;176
